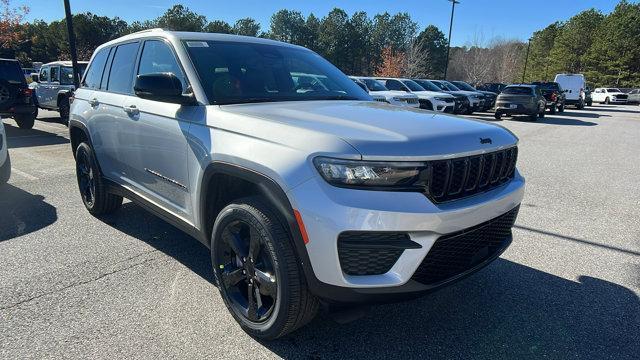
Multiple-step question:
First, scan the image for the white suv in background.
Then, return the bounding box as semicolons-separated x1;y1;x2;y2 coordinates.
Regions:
350;77;419;108
375;77;456;112
592;88;629;104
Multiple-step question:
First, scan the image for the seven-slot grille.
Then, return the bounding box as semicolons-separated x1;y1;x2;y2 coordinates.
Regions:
411;205;519;285
425;147;518;203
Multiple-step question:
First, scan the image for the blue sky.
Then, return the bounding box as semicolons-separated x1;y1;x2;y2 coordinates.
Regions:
18;0;628;46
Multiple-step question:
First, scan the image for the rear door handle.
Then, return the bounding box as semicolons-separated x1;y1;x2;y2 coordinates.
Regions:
123;104;139;116
89;98;99;107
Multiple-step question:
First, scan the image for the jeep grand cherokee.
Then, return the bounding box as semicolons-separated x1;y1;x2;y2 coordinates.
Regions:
69;29;525;339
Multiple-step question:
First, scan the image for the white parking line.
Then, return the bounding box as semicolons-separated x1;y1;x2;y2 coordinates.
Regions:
11;168;39;181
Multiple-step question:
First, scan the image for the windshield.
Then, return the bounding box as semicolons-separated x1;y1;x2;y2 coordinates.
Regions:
502;86;533;95
442;81;461;91
184;40;370;104
607;88;621;93
452;81;475;91
0;60;25;84
430;81;449;91
362;78;388;91
401;80;426;92
413;80;442;92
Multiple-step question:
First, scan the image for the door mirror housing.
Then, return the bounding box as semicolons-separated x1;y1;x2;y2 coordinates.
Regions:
134;73;195;105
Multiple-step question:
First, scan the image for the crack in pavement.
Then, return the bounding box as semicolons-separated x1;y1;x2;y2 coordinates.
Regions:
0;256;163;311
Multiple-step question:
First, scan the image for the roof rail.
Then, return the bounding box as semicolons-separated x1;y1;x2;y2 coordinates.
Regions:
128;28;166;35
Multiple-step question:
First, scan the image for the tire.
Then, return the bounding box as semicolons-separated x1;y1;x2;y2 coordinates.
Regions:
604;97;610;104
549;104;557;114
529;112;538;121
211;197;319;340
494;112;502;120
0;154;10;185
58;96;70;126
587;100;592;106
538;109;545;118
75;142;123;215
14;113;35;129
559;103;565;112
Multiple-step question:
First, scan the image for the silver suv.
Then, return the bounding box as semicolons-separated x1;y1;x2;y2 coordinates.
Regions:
69;29;525;339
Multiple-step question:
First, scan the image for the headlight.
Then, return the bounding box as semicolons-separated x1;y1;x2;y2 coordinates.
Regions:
313;157;428;189
434;97;450;101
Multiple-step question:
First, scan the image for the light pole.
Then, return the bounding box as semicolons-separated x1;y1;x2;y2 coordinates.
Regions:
443;0;459;80
63;0;80;88
521;37;532;83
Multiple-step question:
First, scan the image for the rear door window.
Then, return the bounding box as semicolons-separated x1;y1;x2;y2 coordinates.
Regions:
82;47;110;89
385;80;405;91
106;42;140;94
50;66;60;83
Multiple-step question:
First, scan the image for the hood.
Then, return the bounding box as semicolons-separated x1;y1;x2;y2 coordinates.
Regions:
371;90;417;99
219;100;518;160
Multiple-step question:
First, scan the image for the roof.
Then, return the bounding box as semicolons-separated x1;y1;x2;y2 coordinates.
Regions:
0;58;19;62
506;84;537;88
97;28;305;52
42;61;89;67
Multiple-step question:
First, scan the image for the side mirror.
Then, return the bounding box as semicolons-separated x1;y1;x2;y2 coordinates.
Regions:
134;73;195;105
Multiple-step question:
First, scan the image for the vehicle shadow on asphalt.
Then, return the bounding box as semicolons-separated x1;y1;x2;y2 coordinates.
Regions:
0;184;58;242
3;122;69;149
261;260;640;360
502;115;598;126
94;202;639;359
99;202;214;283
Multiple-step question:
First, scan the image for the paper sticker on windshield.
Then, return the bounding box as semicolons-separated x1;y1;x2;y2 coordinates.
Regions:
186;41;209;47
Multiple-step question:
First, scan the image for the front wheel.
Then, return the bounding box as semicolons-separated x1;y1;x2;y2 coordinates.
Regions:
0;154;10;185
549;104;557;114
75;142;123;215
211;198;319;339
558;103;565;112
604;97;610;104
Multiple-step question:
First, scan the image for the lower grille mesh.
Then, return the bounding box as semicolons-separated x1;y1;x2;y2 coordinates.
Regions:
411;206;519;285
338;232;417;275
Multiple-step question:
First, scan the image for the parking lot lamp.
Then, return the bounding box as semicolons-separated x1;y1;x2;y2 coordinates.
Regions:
63;0;80;88
443;0;460;80
522;37;531;83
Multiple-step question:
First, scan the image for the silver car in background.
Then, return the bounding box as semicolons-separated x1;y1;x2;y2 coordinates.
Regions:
350;76;419;108
69;29;524;340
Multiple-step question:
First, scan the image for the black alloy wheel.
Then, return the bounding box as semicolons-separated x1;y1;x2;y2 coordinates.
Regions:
59;96;70;125
215;218;278;323
76;147;96;208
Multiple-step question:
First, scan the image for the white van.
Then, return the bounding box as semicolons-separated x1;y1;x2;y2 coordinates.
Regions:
554;74;586;109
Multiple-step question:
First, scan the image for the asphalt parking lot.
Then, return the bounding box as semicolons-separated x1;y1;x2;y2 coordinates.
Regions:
1;105;639;359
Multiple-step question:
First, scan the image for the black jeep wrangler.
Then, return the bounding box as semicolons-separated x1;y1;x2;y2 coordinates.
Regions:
0;59;38;129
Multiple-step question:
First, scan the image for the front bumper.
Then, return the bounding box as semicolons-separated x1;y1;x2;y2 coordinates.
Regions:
288;170;525;301
432;99;455;112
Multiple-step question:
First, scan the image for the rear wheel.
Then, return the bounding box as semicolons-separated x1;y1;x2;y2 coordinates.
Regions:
558;103;565;112
494;112;502;120
0;154;10;185
75;142;123;215
58;96;70;126
14;113;35;129
604;97;610;105
549;104;557;114
212;198;319;340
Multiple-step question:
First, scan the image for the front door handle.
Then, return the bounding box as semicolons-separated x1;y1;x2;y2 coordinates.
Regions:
123;104;139;116
88;98;99;107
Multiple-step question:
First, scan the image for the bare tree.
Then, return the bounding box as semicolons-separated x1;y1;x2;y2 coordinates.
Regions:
405;38;431;77
459;32;492;84
490;38;526;83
